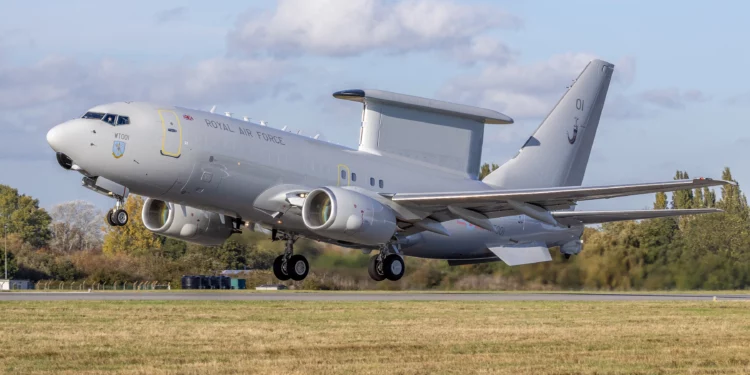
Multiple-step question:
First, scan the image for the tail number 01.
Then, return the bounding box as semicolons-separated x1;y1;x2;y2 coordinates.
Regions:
576;98;584;111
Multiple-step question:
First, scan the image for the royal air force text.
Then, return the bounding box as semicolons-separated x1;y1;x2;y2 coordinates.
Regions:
205;119;285;146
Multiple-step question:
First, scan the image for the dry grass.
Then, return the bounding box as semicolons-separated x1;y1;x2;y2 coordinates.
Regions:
0;300;749;374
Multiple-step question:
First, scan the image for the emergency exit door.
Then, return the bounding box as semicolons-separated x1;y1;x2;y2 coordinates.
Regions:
159;110;182;158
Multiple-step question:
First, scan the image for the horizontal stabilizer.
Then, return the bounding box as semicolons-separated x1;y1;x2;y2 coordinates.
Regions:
552;208;723;225
487;242;552;266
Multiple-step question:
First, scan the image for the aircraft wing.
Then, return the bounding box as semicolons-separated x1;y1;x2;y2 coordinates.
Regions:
551;208;723;225
392;179;730;211
389;178;733;231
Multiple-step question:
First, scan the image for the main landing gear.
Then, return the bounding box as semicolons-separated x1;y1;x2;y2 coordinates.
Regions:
368;242;405;282
106;198;128;227
272;233;309;281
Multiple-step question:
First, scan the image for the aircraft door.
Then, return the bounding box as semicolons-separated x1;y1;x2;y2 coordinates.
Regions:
158;110;182;158
337;164;351;186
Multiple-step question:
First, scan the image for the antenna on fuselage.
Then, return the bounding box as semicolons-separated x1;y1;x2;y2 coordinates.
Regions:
260;120;267;126
280;125;287;131
224;112;233;118
243;116;250;122
210;105;216;114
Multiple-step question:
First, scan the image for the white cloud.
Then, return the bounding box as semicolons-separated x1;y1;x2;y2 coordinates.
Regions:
154;6;189;24
612;56;636;87
439;53;598;118
638;88;710;109
0;56;292;111
451;36;517;65
726;92;750;106
440;53;710;120
0;54;295;163
228;0;520;62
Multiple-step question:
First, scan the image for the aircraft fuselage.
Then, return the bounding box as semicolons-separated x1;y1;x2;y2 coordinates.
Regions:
46;101;582;260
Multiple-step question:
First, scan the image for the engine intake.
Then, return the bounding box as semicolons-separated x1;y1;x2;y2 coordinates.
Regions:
302;187;397;246
142;198;234;246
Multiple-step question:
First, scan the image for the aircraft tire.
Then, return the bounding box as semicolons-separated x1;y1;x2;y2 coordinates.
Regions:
287;255;309;281
106;209;117;227
273;255;290;281
383;255;405;281
368;255;386;282
113;209;128;226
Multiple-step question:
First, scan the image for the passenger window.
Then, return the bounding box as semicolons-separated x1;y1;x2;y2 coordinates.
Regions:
351;173;357;182
379;179;384;189
340;169;347;180
117;116;130;125
82;112;105;120
369;177;375;186
102;114;117;125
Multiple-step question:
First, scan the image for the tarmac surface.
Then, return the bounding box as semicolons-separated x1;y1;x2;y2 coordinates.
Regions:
1;291;749;302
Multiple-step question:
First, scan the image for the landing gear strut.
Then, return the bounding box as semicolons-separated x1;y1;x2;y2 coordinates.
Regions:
273;234;309;281
368;242;405;281
106;197;128;227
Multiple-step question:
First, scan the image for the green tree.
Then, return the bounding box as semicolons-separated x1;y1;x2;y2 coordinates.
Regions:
654;192;668;209
0;185;52;248
0;249;18;278
717;167;748;218
703;187;716;208
671;171;693;209
478;162;499;180
157;238;187;260
102;195;161;256
213;240;247;270
693;188;705;208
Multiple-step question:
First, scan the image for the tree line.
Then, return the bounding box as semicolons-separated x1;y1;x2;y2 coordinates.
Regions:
1;166;748;290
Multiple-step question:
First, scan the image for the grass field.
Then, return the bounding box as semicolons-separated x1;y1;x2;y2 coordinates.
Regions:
1;300;749;374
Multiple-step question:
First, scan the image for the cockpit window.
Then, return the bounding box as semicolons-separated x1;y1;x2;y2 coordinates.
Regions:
81;111;130;126
82;112;105;120
103;114;117;125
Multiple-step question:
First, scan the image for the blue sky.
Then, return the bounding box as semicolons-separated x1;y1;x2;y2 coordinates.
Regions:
0;0;748;212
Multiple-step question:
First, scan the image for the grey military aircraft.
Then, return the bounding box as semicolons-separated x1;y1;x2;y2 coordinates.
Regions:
46;59;730;282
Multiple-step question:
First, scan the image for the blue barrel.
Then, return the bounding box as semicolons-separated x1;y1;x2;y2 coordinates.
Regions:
200;276;211;289
209;276;221;289
220;276;231;289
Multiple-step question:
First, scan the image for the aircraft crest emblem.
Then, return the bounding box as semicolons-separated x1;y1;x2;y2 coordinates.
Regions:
567;117;579;144
112;141;126;159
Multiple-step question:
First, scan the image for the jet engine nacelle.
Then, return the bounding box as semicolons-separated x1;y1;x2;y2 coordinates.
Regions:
560;239;583;255
141;198;234;246
302;187;397;246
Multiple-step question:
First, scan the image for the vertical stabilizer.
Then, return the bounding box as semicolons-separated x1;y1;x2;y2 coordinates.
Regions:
483;59;614;188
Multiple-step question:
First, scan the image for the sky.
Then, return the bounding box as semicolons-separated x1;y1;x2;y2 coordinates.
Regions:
1;0;748;213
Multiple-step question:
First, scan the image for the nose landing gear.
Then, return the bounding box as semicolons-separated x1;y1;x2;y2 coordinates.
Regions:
106;198;128;227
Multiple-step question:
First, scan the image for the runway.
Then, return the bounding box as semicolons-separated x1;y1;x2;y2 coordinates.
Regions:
1;291;749;301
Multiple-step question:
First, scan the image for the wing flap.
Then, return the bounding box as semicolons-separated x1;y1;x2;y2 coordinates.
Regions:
487;242;552;266
552;208;723;225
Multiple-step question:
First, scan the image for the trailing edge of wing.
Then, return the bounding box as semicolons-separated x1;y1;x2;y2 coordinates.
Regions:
552;208;723;225
391;179;733;208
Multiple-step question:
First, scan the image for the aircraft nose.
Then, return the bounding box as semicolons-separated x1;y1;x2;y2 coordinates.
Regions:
46;125;63;151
